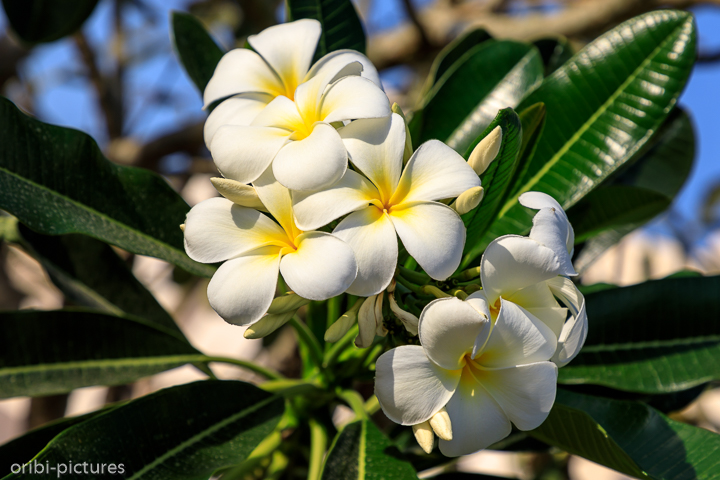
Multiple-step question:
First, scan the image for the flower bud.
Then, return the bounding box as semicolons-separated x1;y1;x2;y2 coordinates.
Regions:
391;103;413;164
211;177;268;212
179;223;185;232
374;291;387;337
412;421;434;454
451;186;484;215
355;295;379;348
325;311;358;342
267;292;310;315
468;126;502;175
243;310;295;339
389;293;419;336
429;407;453;441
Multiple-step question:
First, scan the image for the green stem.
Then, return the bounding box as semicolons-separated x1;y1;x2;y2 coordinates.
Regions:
452;266;481;281
421;285;452;298
323;323;359;368
338;389;368;419
219;429;283;479
201;356;283;380
364;395;380;415
265;450;290;480
398;266;430;284
260;378;322;397
326;295;342;330
308;418;328;480
289;316;324;368
395;274;422;294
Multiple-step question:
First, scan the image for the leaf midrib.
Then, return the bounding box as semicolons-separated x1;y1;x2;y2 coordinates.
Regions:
358;420;366;480
577;334;720;354
0;354;206;376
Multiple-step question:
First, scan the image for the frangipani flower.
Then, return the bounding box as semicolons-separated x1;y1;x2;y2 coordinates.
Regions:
375;293;558;456
183;169;358;326
480;192;587;366
293;114;482;296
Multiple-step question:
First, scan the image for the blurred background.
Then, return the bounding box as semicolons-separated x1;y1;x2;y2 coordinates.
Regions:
1;0;720;478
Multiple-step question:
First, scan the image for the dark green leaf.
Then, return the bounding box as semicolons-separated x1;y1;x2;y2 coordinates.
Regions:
533;37;574;77
423;28;492;91
4;380;284;480
461;109;522;263
171;11;225;94
286;0;366;58
0;97;213;277
559;275;720;393
479;11;696;251
321;419;417;480
1;0;98;44
0;309;204;399
409;40;543;154
532;389;720;480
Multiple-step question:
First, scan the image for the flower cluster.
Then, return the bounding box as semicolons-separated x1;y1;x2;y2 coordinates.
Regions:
183;19;587;457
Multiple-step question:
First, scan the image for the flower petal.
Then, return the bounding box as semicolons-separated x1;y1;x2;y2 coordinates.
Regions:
292;169;379;231
520;191;576;276
247;19;321;97
390;140;481;206
438;369;511;457
333;207;398;296
339;114;404;202
251;94;305;131
505;282;566;336
204;93;271;147
375;346;460;425
390;201;465;280
207;248;282;326
519;191;575;252
203;48;284;107
478;299;557;368
210;125;290;184
466;291;493;358
272;123;348;191
321;75;391;123
481;362;557;431
307;49;382;89
184;197;289;263
547;277;588;367
252;167;302;240
280;231;357;301
480;235;563;306
419;297;489;370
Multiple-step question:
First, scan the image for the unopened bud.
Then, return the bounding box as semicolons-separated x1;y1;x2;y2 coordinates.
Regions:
179;223;185;232
355;295;378;348
267;292;310;315
389;293;419;336
244;310;295;339
429;408;453;441
468;126;502;175
391;103;413;164
325;311;358;342
451;186;484;215
374;292;387;337
412;421;434;454
211;177;268;212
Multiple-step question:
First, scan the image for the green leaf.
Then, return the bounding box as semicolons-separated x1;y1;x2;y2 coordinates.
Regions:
1;0;98;44
409;40;543;154
423;28;492;92
479;10;696;250
286;0;366;58
3;380;284;480
461;108;522;263
171;11;225;94
0;309;204;399
532;389;720;480
321;419;417;480
559;275;720;393
0;97;213;277
533;37;574;77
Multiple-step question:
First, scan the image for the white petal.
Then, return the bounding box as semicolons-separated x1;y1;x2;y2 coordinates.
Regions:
340;114;405;202
438;370;511;457
251;94;304;131
321;75;391;123
308;49;382;89
248;19;321;97
253;167;302;240
390;202;465;280
272;123;348;191
481;362;558;431
505;282;565;336
292;170;379;231
210;125;290;184
391;140;481;206
520;191;576;261
419;297;489;370
280;231;357;301
203;48;284;107
466;291;493;358
204;93;271;147
477;299;557;368
375;346;460;425
184;197;289;263
547;277;587;367
333;207;398;296
207;249;282;325
356;294;379;348
480;235;563;306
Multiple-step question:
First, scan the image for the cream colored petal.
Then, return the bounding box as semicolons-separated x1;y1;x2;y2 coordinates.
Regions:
333;207;398;296
183;197;289;263
375;346;460;425
506;282;566;335
547;277;587;367
204;93;271;147
390;202;465;280
307;49;382;88
356;294;379;348
389;293;419;336
210;177;267;212
251;94;304;131
520;191;576;274
321;75;391;123
253;168;302;241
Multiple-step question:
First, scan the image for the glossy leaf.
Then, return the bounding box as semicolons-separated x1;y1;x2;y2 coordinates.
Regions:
0;309;203;399
559;275;720;393
4;380;284;480
423;28;492;92
0;97;214;277
409;40;543;154
478;11;696;251
171;11;225;94
1;0;98;43
321;419;417;480
461;108;522;263
286;0;366;58
532;389;720;480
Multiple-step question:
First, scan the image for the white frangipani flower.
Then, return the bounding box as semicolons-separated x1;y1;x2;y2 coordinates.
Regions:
183;168;358;326
375;293;558;456
293;114;482;296
480;191;586;366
